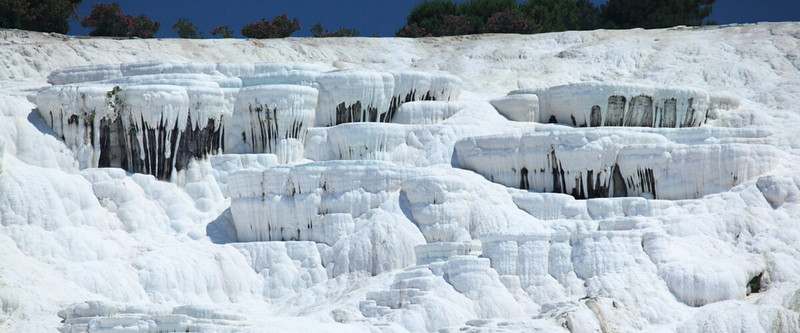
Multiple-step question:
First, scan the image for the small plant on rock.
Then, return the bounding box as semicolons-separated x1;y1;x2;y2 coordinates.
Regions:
210;25;234;38
172;18;203;39
310;23;359;37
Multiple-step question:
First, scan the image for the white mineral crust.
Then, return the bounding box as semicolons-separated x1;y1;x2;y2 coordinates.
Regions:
1;23;799;333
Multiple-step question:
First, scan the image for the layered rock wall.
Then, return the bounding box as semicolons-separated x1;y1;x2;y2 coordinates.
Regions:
37;62;463;179
455;129;778;199
503;83;738;127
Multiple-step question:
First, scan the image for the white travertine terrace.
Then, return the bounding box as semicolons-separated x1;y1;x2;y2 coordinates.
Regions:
4;24;799;332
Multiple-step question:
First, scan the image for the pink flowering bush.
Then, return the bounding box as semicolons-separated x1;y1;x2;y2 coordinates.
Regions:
396;23;432;37
439;14;476;36
484;9;540;34
81;3;160;38
0;0;81;34
241;14;300;39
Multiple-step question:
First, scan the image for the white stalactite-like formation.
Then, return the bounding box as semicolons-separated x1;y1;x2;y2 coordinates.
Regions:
315;70;462;126
507;82;739;127
228;161;411;242
225;85;317;163
17;29;800;331
35;84;114;170
6;25;800;333
454;128;780;200
36;83;226;180
315;70;395;126
36;62;464;179
227;161;425;276
389;71;462;122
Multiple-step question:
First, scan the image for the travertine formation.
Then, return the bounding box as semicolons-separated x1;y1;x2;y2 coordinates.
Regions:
501;82;739;128
26;42;795;333
36;62;463;180
454;127;779;199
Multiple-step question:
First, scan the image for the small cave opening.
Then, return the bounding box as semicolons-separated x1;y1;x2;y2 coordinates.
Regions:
747;272;764;295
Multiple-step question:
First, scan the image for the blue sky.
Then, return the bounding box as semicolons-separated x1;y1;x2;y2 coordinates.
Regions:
67;0;800;38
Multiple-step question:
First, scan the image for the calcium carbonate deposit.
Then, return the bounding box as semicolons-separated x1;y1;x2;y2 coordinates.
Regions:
1;23;799;332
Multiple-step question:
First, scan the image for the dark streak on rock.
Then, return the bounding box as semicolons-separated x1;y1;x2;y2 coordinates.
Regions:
97;111;221;180
661;98;677;128
590;105;602;127
611;164;627;197
605;95;626;126
681;97;695;128
624;95;654;127
520;167;529;190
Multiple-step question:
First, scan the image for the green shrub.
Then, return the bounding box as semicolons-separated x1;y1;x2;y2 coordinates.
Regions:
310;23;359;37
457;0;517;31
172;18;203;39
601;0;716;29
519;0;579;32
210;25;234;38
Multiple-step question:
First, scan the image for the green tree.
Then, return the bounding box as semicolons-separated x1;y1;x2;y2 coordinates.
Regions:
398;0;520;36
519;0;579;32
80;3;160;38
601;0;716;29
574;0;602;30
396;0;718;37
456;0;517;32
0;0;82;34
172;18;202;39
128;15;160;38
